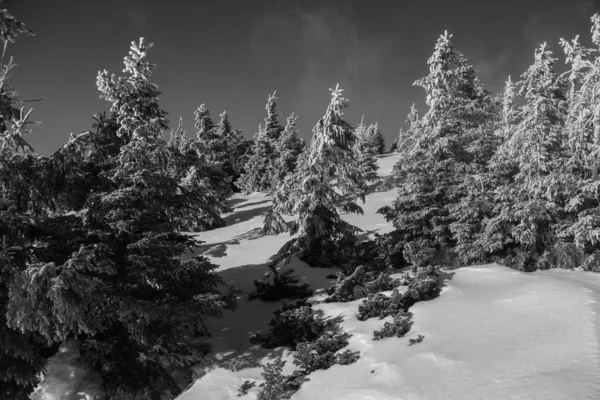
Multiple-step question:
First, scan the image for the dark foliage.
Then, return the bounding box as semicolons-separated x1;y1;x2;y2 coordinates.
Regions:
248;268;313;302
293;331;355;373
250;300;328;350
373;312;413;341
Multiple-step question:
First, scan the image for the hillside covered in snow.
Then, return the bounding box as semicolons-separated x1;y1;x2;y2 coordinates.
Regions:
28;153;600;400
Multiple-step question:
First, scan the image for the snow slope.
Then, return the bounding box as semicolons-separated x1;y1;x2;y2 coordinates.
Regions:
179;152;600;400
34;153;600;400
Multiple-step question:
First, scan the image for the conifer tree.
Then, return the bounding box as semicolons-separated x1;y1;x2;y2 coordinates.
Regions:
8;38;237;400
396;104;422;157
352;117;379;184
0;5;54;398
194;104;221;163
237;91;284;194
367;122;386;154
165;114;231;231
270;112;305;189
215;110;244;191
273;85;366;267
551;14;600;270
476;43;569;271
379;31;495;269
263;113;305;235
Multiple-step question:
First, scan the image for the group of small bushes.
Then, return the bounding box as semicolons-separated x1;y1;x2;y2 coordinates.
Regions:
325;265;401;303
243;226;443;398
246;299;360;399
358;265;440;340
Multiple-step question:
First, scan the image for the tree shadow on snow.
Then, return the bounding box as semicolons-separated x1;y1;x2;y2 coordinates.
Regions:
224;205;271;226
356;228;381;243
227;197;248;208
182;227;270;260
233;198;272;210
181;240;239;259
187;262;291;387
233;227;267;241
438;270;456;291
182;259;342;397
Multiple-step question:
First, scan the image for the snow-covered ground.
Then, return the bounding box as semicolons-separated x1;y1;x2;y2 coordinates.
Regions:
35;153;600;400
179;153;600;400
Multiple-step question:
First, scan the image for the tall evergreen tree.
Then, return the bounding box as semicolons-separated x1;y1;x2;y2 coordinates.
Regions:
270;112;305;189
0;5;55;398
273;85;366;267
553;14;600;271
367;122;386;154
214;110;244;191
263;113;306;235
397;104;422;157
379;31;495;269
352;117;379;184
7;38;237;400
476;43;569;271
165;114;231;231
237;91;284;194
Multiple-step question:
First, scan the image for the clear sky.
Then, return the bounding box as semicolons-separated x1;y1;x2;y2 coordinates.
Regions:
8;0;600;155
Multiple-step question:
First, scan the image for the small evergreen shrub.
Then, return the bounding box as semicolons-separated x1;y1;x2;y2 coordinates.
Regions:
408;334;425;346
325;266;400;303
257;359;287;400
250;301;328;349
325;265;367;302
402;276;440;308
365;272;400;293
373;312;413;341
293;331;354;373
357;288;405;321
238;380;256;397
248;269;312;302
336;349;361;365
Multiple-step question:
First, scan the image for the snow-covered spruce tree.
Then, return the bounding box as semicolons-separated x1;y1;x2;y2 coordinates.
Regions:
0;117;52;400
380;105;424;192
192;104;244;193
367;122;386;154
214;110;245;191
270;112;305;189
551;14;600;271
0;5;55;398
9;38;237;400
237;91;284;194
165;114;231;231
352;117;379;184
231;137;254;188
272;84;367;268
263;112;305;235
476;43;569;271
398;104;422;157
378;31;495;269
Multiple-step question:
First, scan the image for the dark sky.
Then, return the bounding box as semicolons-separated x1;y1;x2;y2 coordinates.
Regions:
8;0;600;155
